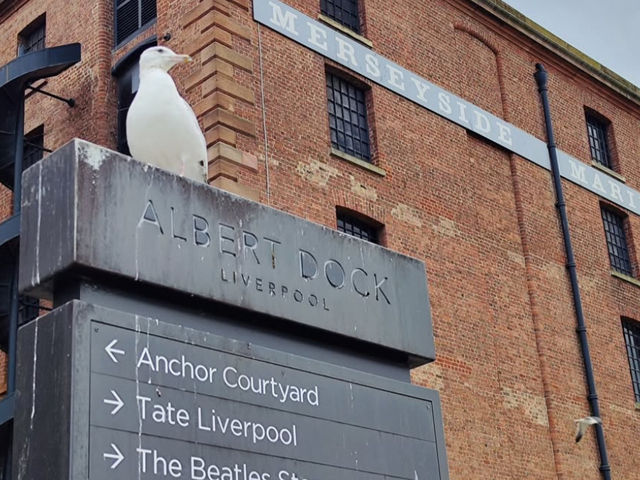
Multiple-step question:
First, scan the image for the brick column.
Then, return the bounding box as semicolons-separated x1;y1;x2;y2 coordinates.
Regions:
182;0;259;201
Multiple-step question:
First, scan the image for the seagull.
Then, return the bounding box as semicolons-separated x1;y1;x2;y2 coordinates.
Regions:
574;416;601;443
126;46;208;183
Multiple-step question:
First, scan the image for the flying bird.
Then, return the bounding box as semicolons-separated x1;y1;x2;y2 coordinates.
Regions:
574;416;602;443
126;46;208;183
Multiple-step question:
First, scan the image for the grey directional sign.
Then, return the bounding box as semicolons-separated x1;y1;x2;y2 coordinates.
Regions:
13;301;449;480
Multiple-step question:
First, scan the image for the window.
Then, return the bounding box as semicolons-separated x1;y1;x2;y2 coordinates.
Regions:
115;0;156;46
18;15;45;56
116;61;139;155
326;72;371;162
23;125;45;170
622;319;640;403
337;209;381;244
586;111;613;170
0;253;39;354
321;0;360;33
601;206;633;276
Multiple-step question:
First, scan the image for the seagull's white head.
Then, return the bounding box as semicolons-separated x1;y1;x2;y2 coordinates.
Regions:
139;46;191;72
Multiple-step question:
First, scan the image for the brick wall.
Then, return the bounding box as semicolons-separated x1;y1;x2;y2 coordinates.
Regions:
1;0;639;478
0;350;6;397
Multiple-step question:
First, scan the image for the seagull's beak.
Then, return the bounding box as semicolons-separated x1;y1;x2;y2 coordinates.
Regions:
169;54;192;68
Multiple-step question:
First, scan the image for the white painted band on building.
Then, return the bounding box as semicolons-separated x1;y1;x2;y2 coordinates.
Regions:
255;0;640;215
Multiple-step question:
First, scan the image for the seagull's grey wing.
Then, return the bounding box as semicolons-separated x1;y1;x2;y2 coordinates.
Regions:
575;421;587;443
179;96;208;177
574;416;601;442
179;97;207;149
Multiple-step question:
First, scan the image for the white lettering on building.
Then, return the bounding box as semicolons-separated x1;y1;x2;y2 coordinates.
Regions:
411;77;431;103
307;22;328;51
268;1;299;35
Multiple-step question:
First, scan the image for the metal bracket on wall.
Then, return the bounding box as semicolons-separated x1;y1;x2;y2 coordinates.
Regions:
26;83;75;107
23;140;52;154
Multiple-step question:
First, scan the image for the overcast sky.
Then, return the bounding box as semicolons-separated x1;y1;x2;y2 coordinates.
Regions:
502;0;640;87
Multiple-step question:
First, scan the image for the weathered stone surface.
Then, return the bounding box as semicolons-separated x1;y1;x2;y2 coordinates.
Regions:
19;140;435;365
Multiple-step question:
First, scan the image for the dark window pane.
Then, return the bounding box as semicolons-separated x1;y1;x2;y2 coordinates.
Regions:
19;296;40;324
601;207;632;276
23;126;44;170
0;253;39;352
141;0;157;27
326;73;371;162
116;0;139;44
321;0;360;32
116;0;157;45
622;319;640;403
116;61;141;155
337;211;379;244
18;17;45;56
586;113;612;169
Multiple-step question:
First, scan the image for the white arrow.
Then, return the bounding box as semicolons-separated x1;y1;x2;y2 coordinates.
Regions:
105;339;125;363
103;443;124;469
103;390;124;415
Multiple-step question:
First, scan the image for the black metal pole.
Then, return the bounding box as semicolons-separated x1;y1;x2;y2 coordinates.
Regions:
7;90;24;398
12;93;24;214
2;263;17;480
6;263;19;396
534;63;611;480
2;89;23;480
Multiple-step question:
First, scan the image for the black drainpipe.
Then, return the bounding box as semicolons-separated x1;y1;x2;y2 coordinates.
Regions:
534;63;611;479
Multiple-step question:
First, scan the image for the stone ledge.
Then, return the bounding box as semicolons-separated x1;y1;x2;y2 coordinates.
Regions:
203;108;256;137
201;74;255;104
208;158;240;182
199;11;252;40
330;148;386;177
205;125;237;147
210;176;259;201
202;42;253;72
208;142;258;171
187;27;233;56
183;0;229;28
194;92;235;117
318;14;373;48
591;161;626;183
611;270;640;288
185;59;234;91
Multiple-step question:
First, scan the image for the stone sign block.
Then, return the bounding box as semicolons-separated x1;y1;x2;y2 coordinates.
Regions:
19;140;434;364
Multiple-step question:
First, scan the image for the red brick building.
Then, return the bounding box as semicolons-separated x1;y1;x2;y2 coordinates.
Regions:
1;0;640;479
